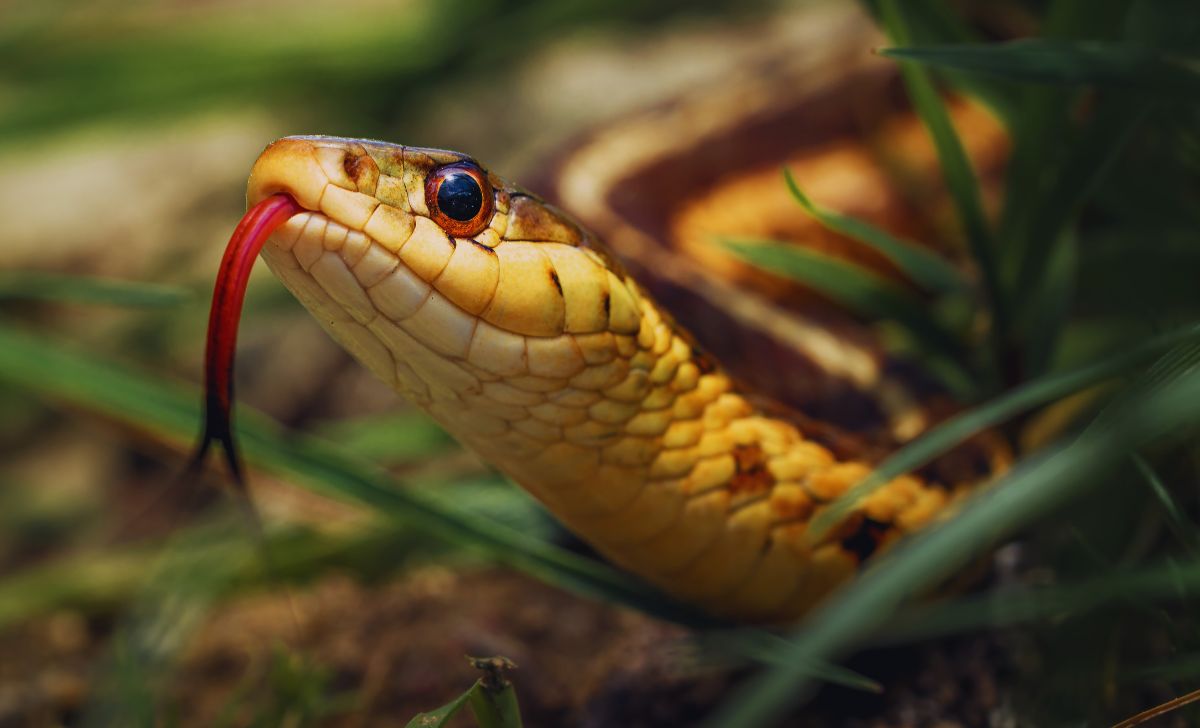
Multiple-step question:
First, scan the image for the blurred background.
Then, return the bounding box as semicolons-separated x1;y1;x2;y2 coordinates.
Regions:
1;0;1198;726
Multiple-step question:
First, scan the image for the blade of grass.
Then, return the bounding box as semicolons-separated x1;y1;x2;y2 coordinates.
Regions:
0;518;497;629
991;0;1110;316
469;683;523;728
878;0;1006;383
0;322;679;620
404;686;474;728
809;323;1200;541
402;664;526;728
704;341;1200;727
0;322;876;692
1011;98;1148;317
1018;228;1077;378
720;239;968;374
1132;455;1200;556
695;630;882;692
996;0;1133;268
313;411;456;466
877;555;1200;645
466;658;524;728
0;272;191;307
880;41;1200;95
782;169;970;295
855;0;1021;125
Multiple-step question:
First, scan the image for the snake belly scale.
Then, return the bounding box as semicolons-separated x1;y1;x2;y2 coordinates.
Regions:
247;135;977;622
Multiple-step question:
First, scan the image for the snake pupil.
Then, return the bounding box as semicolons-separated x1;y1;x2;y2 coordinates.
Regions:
436;172;484;222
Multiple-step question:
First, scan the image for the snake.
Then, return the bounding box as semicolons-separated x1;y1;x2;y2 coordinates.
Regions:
194;18;1009;622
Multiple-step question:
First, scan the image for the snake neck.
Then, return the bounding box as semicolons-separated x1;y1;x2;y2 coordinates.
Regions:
458;282;957;620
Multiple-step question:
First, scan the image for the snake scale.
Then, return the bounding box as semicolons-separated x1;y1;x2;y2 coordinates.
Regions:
196;123;993;622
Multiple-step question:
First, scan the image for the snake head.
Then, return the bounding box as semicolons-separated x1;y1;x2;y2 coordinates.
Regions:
244;136;647;416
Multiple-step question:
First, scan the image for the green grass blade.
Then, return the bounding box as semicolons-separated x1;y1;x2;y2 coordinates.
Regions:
995;0;1127;271
1132;455;1200;555
0;272;191;307
0;322;875;692
782;169;970;295
809;323;1200;541
881;40;1200;95
878;556;1200;645
856;0;1021;125
0;322;681;622
466;660;524;728
406;665;524;728
0;518;491;630
469;684;523;728
1012;98;1148;314
704;346;1200;727
877;0;1006;377
696;631;882;693
313;411;456;466
721;239;967;371
1018;229;1077;378
404;685;474;728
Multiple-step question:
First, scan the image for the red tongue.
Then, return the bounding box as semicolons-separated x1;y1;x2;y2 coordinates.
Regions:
189;193;303;486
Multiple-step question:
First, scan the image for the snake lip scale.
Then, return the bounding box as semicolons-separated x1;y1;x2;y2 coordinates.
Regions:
196;134;999;622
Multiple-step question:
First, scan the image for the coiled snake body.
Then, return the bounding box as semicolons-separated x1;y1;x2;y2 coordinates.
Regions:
230;124;995;621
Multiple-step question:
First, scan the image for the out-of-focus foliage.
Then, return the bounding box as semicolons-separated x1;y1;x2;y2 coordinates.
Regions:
0;0;771;148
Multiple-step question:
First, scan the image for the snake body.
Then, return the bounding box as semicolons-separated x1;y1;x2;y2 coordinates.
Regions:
246;135;991;621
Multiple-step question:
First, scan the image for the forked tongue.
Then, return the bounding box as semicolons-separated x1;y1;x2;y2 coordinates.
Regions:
187;193;303;497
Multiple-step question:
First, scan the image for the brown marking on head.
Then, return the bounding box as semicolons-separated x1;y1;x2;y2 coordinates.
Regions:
601;291;611;319
471;239;497;255
729;443;775;495
549;269;563;297
343;152;360;179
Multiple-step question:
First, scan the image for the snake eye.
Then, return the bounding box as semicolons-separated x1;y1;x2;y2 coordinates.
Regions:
425;163;494;237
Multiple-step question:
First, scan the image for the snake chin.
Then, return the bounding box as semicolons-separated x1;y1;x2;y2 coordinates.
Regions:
255;206;597;434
